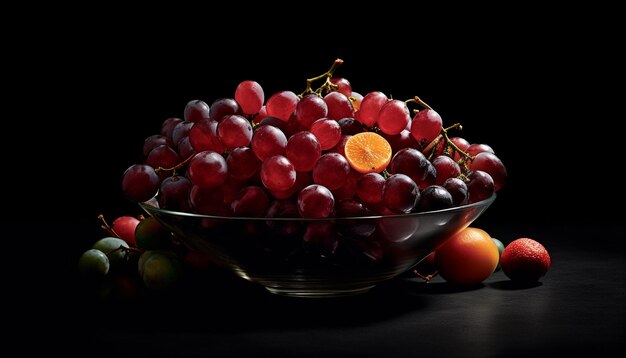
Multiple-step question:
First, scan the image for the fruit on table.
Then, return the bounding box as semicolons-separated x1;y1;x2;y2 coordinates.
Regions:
501;238;551;282
434;227;499;285
81;60;512;293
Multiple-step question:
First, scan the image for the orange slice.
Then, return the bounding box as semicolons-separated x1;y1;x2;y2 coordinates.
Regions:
344;132;392;174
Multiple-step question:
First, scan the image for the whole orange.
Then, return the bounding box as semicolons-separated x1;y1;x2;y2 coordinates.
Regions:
435;227;499;285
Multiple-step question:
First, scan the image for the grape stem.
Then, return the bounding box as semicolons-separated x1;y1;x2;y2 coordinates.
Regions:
422;123;475;173
154;154;195;175
405;96;433;111
300;58;344;97
98;214;119;238
413;269;438;282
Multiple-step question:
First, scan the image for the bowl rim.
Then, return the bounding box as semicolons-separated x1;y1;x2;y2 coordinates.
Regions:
139;193;496;222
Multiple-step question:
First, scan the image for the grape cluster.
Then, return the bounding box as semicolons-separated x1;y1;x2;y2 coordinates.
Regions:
121;59;507;219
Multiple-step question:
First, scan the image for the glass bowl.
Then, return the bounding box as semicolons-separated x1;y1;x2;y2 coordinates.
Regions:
139;194;495;297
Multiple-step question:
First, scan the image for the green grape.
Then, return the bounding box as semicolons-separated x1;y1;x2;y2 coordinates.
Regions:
492;238;505;271
92;237;129;267
135;216;172;250
78;249;110;278
141;251;182;290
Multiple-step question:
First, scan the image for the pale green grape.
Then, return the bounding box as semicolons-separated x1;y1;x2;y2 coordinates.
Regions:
78;249;110;278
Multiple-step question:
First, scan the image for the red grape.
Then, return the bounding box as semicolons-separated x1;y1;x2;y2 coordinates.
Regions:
251;124;287;161
160;117;183;140
324;92;354;120
143;135;173;157
158;175;192;212
310;118;341;150
330;77;352;97
234;80;264;115
227;146;261;180
209;98;242;122
111;216;140;244
187;151;228;188
146;145;180;179
122;164;160;202
230;186;269;217
355;91;387;127
266;90;299;122
466;170;494;203
356;172;385;206
382;174;419;213
171;121;194;146
443;177;469;206
432;155;461;185
297;184;335;218
410;109;442;149
188;119;225;154
312;153;351;190
184;100;211;123
285;131;321;172
416;185;453;212
261;155;296;192
217;114;253;150
378;99;410;135
388;148;430;186
295;94;328;129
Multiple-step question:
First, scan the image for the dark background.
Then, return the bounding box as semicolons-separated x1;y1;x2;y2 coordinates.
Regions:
4;8;624;356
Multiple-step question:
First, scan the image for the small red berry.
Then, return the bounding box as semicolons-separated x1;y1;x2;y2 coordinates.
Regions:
500;238;551;282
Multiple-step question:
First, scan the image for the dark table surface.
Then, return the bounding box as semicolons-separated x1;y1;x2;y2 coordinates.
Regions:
19;220;624;357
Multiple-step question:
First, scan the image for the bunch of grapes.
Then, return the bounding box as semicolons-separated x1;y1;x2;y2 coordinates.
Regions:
80;59;508;293
122;59;507;219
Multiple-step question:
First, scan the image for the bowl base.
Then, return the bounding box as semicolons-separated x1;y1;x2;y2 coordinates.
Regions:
265;285;375;298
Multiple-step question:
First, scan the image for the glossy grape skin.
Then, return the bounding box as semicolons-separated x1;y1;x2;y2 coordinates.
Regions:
78;249;110;278
146;144;180;179
355;91;387;127
310;118;341;150
467;143;495;157
184;100;211;122
297;184;335;218
122;164;160;202
312;153;351;191
230;186;269;217
217;114;253;150
466;170;495;203
209;98;242;122
285;131;321;172
252;105;268;124
432;155;461;186
141;251;182;290
378;99;411;135
449;137;470;161
416;185;453;212
267;90;299;122
261;155;296;192
160;117;183;140
330;77;352;97
295;94;328;129
135;216;172;250
111;216;140;244
418;162;437;190
257;116;289;135
443;177;469;206
470;152;507;192
388;148;430;186
227;146;261;180
324;92;354;120
187;151;228;188
251;124;287;161
356;172;385;206
382;174;420;213
188;119;225;154
92;237;129;267
410;109;443;149
171;121;194;146
158;176;192;212
143;135;173;157
234;80;264;115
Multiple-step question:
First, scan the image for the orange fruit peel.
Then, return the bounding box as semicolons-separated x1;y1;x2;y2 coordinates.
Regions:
344;132;392;174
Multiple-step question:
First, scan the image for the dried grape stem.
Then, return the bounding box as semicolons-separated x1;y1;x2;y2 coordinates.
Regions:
300;58;344;96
